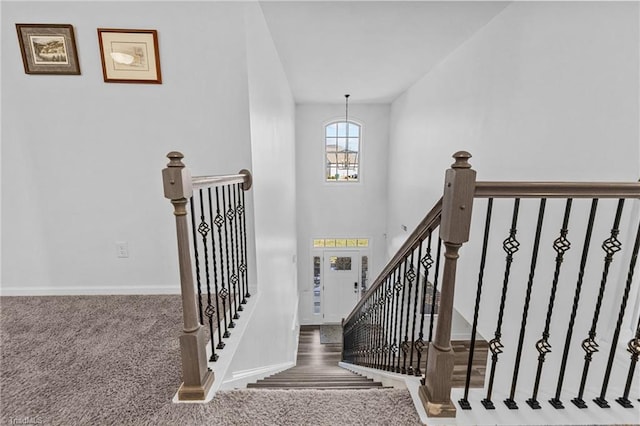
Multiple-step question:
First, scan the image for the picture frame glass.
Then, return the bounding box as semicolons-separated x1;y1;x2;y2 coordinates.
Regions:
29;35;70;64
16;24;80;75
98;29;161;83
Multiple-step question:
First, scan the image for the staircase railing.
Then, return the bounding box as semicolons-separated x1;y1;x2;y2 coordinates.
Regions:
342;151;640;418
162;151;253;401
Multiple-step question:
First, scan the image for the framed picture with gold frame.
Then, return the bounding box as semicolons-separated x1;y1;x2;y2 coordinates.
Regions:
16;24;81;75
97;28;162;84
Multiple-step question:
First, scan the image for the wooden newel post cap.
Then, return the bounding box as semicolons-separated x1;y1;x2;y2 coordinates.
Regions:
451;151;472;169
167;151;185;168
163;151;192;200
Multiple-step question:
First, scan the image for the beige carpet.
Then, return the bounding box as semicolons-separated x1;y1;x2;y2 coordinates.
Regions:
0;295;421;425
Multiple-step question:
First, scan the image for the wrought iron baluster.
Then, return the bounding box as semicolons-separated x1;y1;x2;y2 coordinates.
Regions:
380;281;390;370
207;188;225;351
616;317;640;408
505;198;546;409
459;198;493;410
409;242;423;375
358;307;364;365
240;188;251;299
397;259;408;373
373;285;386;369
605;218;640;408
362;303;368;365
390;268;401;371
383;275;394;371
416;232;434;377
357;308;362;364
482;198;521;410
372;281;380;368
573;199;625;408
231;185;243;313
428;238;443;343
355;313;360;364
189;196;204;325
222;186;238;326
364;298;370;367
527;198;573;409
373;290;382;367
370;290;377;367
236;184;248;305
196;190;218;362
402;253;416;374
550;198;598;409
214;187;231;338
225;185;241;320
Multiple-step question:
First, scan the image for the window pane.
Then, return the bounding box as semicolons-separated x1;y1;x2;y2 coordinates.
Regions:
329;256;352;271
325;121;360;182
361;256;368;297
313;256;321;314
337;122;347;137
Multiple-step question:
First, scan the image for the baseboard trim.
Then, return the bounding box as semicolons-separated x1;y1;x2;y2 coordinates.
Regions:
0;285;180;296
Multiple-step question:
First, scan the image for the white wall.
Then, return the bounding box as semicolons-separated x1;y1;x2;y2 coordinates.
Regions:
387;1;639;395
222;3;298;377
296;104;390;324
388;1;639;254
1;2;254;294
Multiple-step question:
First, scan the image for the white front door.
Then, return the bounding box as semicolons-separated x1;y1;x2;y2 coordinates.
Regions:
323;251;360;323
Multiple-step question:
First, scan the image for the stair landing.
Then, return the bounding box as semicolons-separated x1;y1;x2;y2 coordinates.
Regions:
247;325;385;390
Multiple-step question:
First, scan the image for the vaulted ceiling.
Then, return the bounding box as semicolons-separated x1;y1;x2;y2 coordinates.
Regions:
260;1;510;104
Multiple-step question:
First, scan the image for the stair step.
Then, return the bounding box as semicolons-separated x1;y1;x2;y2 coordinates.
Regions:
247;385;389;390
247;325;385;390
259;376;373;383
248;381;383;388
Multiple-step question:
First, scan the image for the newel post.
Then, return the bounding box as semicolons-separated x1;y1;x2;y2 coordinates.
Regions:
162;151;215;401
419;151;476;417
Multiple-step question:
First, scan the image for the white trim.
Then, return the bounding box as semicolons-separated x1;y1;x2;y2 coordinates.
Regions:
322;115;365;186
0;285;180;296
339;361;407;389
219;360;295;391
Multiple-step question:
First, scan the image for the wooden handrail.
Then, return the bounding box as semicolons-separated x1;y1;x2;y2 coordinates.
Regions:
475;181;640;198
343;179;639;336
344;197;443;325
192;169;253;191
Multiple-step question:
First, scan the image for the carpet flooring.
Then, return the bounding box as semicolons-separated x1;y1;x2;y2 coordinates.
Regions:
0;295;421;425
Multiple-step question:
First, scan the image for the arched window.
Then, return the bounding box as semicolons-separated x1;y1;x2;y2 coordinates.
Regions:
325;121;360;182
